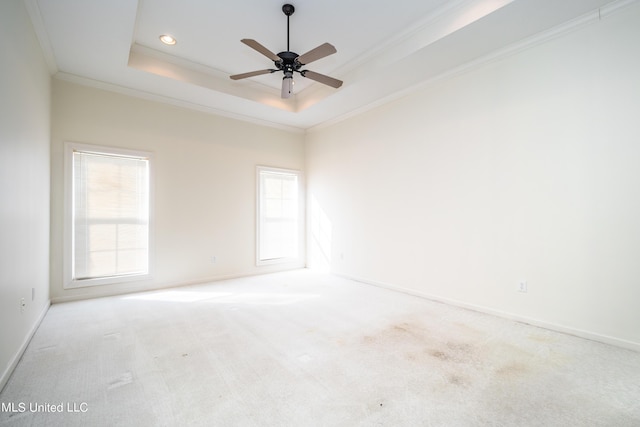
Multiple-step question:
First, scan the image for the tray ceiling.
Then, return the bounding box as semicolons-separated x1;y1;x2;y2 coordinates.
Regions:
26;0;626;131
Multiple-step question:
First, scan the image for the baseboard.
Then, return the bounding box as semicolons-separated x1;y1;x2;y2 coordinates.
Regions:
336;273;640;353
50;265;306;304
0;300;51;393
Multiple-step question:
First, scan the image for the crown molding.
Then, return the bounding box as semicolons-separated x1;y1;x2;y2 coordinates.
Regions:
307;0;639;133
23;0;58;74
54;72;306;134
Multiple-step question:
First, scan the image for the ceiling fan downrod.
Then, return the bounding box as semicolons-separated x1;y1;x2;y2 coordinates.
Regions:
282;4;295;52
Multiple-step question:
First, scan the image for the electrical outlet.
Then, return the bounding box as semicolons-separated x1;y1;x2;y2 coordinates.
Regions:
211;256;217;264
20;298;26;313
517;281;528;293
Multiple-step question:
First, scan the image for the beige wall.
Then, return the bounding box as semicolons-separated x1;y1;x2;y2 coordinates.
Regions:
50;80;305;301
0;0;51;390
306;3;640;350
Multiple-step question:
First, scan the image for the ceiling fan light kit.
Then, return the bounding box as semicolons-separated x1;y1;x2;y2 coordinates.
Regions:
230;3;343;99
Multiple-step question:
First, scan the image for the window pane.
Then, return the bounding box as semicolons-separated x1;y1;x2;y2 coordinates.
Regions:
264;177;282;198
88;224;116;251
265;199;282;217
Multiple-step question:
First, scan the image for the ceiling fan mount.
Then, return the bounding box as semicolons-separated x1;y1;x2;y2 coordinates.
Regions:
282;3;295;16
230;3;343;98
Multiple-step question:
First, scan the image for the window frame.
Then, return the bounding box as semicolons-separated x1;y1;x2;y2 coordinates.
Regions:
63;142;154;289
256;165;304;266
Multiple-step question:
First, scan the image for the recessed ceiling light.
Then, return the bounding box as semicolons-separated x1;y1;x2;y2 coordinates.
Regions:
159;35;177;46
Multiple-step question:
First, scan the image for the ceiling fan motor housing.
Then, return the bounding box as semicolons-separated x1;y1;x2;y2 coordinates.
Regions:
276;51;301;75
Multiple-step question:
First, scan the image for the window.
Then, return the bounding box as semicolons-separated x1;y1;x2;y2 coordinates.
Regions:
257;166;303;265
64;143;152;288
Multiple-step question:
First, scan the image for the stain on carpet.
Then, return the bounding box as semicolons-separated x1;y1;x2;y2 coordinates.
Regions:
495;362;530;378
357;317;558;394
447;374;468;387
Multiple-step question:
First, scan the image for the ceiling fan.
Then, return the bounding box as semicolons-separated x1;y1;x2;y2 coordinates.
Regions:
230;3;343;99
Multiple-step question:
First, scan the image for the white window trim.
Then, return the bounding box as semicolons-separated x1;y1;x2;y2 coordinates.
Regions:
256;165;305;266
63;142;155;289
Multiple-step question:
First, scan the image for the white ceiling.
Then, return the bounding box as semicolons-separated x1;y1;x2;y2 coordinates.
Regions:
26;0;624;131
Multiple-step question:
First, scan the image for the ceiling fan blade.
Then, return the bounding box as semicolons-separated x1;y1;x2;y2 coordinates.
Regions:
301;70;343;88
297;43;337;65
230;69;275;80
240;39;280;62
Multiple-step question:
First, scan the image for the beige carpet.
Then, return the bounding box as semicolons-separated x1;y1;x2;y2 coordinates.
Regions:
1;270;639;426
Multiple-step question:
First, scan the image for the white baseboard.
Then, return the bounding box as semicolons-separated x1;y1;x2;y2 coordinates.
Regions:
50;265;306;304
336;273;640;353
0;300;51;393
